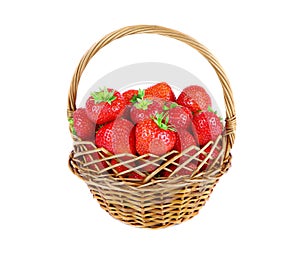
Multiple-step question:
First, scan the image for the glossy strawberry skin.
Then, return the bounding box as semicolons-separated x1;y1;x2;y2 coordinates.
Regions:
130;99;163;124
73;108;96;140
167;104;193;130
144;82;175;101
122;89;139;104
85;88;126;125
174;129;197;157
135;119;176;156
95;118;136;155
177;85;212;113
121;89;142;120
192;111;223;146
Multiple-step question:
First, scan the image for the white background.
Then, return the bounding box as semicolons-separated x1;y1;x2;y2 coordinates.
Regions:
1;1;299;267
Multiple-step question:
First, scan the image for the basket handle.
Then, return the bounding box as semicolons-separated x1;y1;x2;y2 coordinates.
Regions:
67;25;236;166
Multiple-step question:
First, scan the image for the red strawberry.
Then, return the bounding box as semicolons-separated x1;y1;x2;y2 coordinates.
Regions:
82;144;109;172
85;87;126;124
122;89;144;104
192;111;223;146
144;82;175;101
111;158;145;179
72;108;96;140
174;129;198;163
130;98;163;124
95;118;136;155
122;89;138;104
111;158;128;174
110;158;137;176
177;85;212;113
199;145;222;171
163;102;192;130
121;89;139;119
136;156;161;173
161;162;197;177
126;171;145;180
135;112;177;156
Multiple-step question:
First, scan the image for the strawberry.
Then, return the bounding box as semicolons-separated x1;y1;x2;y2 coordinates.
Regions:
144;82;175;101
110;158;137;176
163;102;192;130
72;108;96;140
192;111;223;146
177;85;212;113
126;171;145;180
122;89;144;104
82;144;108;172
122;89;139;104
130;98;163;124
121;89;145;120
161;162;197;177
110;158;129;174
111;158;145;179
85;87;126;124
199;144;222;171
135;112;176;156
174;129;198;163
136;156;162;173
95;118;136;155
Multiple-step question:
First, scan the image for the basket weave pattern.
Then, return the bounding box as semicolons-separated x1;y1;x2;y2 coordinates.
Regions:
67;25;236;229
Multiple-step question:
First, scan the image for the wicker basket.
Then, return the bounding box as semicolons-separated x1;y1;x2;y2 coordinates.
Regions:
67;25;236;229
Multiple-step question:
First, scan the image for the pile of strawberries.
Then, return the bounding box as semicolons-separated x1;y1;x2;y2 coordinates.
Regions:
71;82;223;179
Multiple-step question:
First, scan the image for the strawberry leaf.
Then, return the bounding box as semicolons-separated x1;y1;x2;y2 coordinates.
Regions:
130;89;145;103
152;112;176;131
169;102;178;109
134;98;153;110
207;106;214;113
163;102;178;111
163;104;169;111
137;88;145;99
91;87;116;105
68;118;77;135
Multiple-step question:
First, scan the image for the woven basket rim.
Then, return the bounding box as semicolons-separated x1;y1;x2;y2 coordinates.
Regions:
69;133;230;187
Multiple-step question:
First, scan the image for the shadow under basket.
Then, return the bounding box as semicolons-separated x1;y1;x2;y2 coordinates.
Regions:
67;25;236;229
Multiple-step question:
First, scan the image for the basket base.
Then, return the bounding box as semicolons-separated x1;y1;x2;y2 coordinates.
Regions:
90;182;217;229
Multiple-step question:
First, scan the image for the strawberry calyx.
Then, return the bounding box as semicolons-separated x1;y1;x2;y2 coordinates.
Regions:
91;87;116;105
152;112;176;131
68;118;77;135
134;98;153;110
163;102;178;111
130;89;145;103
169;102;178;109
207;106;223;121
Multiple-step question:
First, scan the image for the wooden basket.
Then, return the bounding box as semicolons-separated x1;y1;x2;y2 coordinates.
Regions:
67;25;236;229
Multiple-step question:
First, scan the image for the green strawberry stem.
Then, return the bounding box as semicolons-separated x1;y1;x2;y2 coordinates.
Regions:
152;112;176;131
134;98;153;110
91;87;116;105
130;88;145;103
